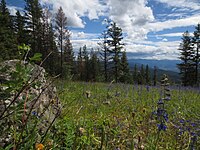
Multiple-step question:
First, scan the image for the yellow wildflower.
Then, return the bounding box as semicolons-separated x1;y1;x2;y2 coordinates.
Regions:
35;143;44;150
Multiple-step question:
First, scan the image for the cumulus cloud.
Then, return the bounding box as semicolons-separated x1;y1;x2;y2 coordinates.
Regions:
40;0;106;28
107;0;154;40
36;0;198;60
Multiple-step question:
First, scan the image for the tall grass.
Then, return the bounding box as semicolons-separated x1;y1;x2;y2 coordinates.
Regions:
52;80;200;149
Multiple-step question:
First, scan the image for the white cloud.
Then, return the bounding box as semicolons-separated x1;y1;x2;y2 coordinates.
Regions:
157;32;184;37
8;5;23;15
125;40;180;60
36;0;198;60
70;31;101;53
162;38;168;42
40;0;106;28
107;0;154;40
147;14;200;32
155;0;200;10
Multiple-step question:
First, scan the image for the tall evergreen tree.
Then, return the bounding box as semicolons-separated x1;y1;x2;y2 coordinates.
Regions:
89;50;101;81
133;64;138;84
140;64;145;84
145;65;150;85
192;24;200;86
153;66;157;86
82;45;90;81
63;37;74;79
0;0;17;61
41;8;60;75
14;10;28;45
24;0;43;55
77;47;84;80
107;22;124;82
55;6;68;78
99;30;110;82
119;51;131;83
177;31;195;86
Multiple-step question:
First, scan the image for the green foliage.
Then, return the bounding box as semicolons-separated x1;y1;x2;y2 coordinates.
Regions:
53;81;200;149
0;45;59;149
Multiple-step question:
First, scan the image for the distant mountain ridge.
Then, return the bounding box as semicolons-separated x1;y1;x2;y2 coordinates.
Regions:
128;59;181;72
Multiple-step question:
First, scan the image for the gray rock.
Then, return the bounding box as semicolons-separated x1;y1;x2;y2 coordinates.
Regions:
0;60;62;146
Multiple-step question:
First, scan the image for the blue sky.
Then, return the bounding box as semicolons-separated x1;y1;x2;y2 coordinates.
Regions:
6;0;200;60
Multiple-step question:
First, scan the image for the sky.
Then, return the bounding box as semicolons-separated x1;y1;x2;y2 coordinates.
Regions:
6;0;200;60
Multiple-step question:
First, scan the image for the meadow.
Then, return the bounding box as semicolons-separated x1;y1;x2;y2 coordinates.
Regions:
52;80;200;149
0;62;199;149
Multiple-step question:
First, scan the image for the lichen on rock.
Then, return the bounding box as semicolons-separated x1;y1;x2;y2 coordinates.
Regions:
0;59;61;147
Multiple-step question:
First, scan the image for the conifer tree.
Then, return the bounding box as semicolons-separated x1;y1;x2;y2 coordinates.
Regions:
41;8;60;75
107;22;124;82
133;64;138;84
82;45;89;81
145;65;150;85
177;31;195;86
192;24;200;86
89;50;101;81
0;0;17;61
99;30;110;82
63;38;74;79
24;0;43;55
153;66;157;86
140;64;145;84
119;51;131;83
77;47;84;80
55;6;68;78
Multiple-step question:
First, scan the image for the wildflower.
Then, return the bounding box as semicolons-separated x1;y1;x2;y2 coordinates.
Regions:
152;74;171;132
35;143;44;150
79;127;86;135
32;111;39;119
146;85;150;92
157;123;167;131
32;111;37;116
85;91;91;98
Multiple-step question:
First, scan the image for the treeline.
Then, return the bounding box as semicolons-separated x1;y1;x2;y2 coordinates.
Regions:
0;0;200;86
0;0;160;85
178;26;200;87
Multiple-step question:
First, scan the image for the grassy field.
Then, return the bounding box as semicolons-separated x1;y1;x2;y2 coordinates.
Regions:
52;81;200;149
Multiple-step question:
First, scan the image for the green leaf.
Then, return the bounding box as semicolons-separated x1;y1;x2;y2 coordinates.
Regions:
30;53;42;62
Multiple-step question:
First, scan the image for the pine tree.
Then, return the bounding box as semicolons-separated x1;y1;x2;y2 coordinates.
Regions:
140;64;145;84
145;65;150;85
55;6;68;78
77;47;84;80
82;45;90;81
133;64;138;84
89;50;101;81
99;30;110;82
63;38;74;79
192;24;200;86
119;51;131;83
41;8;60;75
14;10;28;45
177;31;195;86
107;22;124;82
24;0;43;55
153;66;157;86
0;0;17;61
